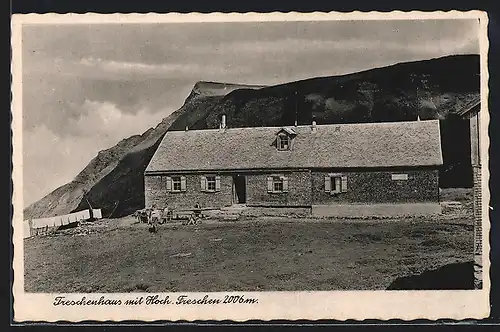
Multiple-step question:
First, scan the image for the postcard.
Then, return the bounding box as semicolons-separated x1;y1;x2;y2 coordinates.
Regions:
11;10;490;322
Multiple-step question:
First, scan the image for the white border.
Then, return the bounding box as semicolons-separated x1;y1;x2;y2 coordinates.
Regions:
11;11;491;322
12;10;487;23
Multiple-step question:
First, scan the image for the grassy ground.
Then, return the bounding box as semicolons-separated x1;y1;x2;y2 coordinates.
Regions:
24;197;473;292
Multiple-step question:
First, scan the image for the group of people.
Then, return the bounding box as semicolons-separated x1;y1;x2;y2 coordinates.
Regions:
134;203;203;232
134;207;168;225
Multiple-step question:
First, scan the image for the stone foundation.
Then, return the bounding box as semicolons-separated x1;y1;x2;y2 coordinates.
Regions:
242;206;312;217
311;203;442;218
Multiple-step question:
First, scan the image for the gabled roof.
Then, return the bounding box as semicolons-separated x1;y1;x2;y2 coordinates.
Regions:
145;120;443;173
276;127;297;136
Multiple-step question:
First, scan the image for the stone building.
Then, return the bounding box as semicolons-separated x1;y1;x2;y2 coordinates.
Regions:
144;117;443;217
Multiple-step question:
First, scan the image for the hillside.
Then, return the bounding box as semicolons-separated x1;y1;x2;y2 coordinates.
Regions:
24;55;480;219
192;55;479;129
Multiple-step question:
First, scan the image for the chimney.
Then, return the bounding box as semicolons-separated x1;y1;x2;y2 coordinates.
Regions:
220;114;227;130
311;117;317;132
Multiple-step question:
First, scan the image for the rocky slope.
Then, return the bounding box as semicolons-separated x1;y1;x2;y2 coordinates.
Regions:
24;55;480;219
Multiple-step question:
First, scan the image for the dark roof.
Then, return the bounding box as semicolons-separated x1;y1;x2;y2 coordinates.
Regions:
278;127;297;136
145;120;443;173
456;95;481;118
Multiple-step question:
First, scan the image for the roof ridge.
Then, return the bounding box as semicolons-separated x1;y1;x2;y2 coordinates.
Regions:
168;120;438;134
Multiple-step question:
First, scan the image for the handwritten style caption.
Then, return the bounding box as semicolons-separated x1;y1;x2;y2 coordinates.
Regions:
53;294;258;307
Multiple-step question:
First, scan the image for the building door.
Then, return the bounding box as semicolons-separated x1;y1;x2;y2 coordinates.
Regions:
233;175;246;204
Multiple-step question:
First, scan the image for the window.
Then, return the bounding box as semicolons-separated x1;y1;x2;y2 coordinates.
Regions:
331;177;338;192
267;175;289;193
166;176;186;192
172;176;182;191
201;175;221;192
207;176;216;191
275;127;296;151
273;177;284;192
325;174;348;194
278;134;290;150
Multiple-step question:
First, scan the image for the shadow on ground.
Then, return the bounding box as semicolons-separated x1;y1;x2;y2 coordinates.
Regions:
57;222;80;231
387;261;475;290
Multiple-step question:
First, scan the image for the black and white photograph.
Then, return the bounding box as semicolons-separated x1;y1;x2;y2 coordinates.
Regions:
11;11;490;321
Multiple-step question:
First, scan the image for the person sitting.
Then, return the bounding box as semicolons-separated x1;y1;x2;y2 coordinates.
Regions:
194;203;201;218
163;207;172;223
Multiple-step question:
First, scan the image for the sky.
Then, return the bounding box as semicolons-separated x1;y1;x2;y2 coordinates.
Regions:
21;19;480;207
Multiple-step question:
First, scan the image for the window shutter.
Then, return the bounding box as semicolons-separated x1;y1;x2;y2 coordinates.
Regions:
166;176;172;192
267;176;273;193
341;175;348;192
200;176;206;192
282;176;289;192
180;176;187;191
324;176;331;192
215;175;221;191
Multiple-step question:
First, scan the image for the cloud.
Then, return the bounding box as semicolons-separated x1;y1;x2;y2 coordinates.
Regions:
23;125;96;207
27;56;252;82
79;57;230;77
68;100;167;139
200;36;478;58
23;101;168;206
22;67;193;139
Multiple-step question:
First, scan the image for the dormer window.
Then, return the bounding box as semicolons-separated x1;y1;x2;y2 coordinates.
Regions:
275;127;296;151
278;134;290;151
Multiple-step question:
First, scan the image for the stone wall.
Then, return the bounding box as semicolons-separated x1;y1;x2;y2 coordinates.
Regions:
145;168;440;211
311;169;440;205
144;174;233;210
472;165;483;289
246;171;312;207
